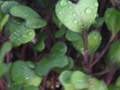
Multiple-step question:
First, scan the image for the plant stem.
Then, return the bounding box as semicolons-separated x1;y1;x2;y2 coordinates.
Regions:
93;67;111;76
83;30;88;67
104;68;117;85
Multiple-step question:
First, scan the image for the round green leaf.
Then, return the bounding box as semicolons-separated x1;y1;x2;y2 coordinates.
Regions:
35;54;69;76
11;60;42;86
71;71;89;89
55;0;98;33
107;40;120;66
10;5;40;19
25;17;47;29
105;8;120;36
1;1;19;13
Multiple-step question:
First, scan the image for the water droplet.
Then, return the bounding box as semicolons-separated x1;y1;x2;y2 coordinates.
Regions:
72;13;77;16
69;6;72;9
64;2;67;5
58;11;62;14
85;8;92;14
26;77;29;80
94;2;98;7
65;18;67;21
73;20;78;24
60;1;64;6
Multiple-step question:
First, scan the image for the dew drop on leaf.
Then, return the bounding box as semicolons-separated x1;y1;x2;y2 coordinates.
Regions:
72;13;77;16
94;1;98;7
73;20;78;24
85;8;92;14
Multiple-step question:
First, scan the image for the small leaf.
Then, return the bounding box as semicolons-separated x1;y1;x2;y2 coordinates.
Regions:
52;12;62;28
10;5;40;19
0;11;9;30
33;32;49;52
107;40;120;66
0;41;12;77
50;42;67;55
5;21;35;46
55;57;74;73
1;1;19;13
65;30;82;41
105;8;120;36
25;17;47;29
89;78;108;90
55;0;98;33
71;71;89;89
55;27;66;38
11;60;42;86
72;30;102;55
59;71;77;90
35;54;69;76
96;17;104;27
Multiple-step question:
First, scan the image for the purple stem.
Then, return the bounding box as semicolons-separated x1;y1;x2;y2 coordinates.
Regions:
83;30;88;67
104;68;117;85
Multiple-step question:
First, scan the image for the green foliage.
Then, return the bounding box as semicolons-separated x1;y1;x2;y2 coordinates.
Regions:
107;40;120;66
11;60;42;86
1;1;19;13
59;71;108;90
105;8;120;36
55;26;66;38
0;42;12;77
72;30;102;55
55;0;98;33
96;17;104;27
33;32;49;52
0;1;47;46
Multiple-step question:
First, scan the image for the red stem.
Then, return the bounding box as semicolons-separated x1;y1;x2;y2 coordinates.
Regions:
83;30;88;67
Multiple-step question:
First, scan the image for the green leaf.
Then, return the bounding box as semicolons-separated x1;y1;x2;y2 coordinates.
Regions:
35;54;69;76
55;0;98;33
25;17;47;29
107;40;120;66
11;60;42;86
5;21;35;46
23;86;38;90
96;17;104;27
1;1;19;13
89;78;108;90
55;57;74;73
33;32;49;52
105;8;120;36
0;42;12;61
71;71;89;89
59;71;77;90
26;61;35;69
50;42;67;55
52;12;62;28
0;11;9;30
10;5;40;19
72;30;102;55
65;30;82;41
0;42;12;77
115;76;120;90
55;27;66;38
